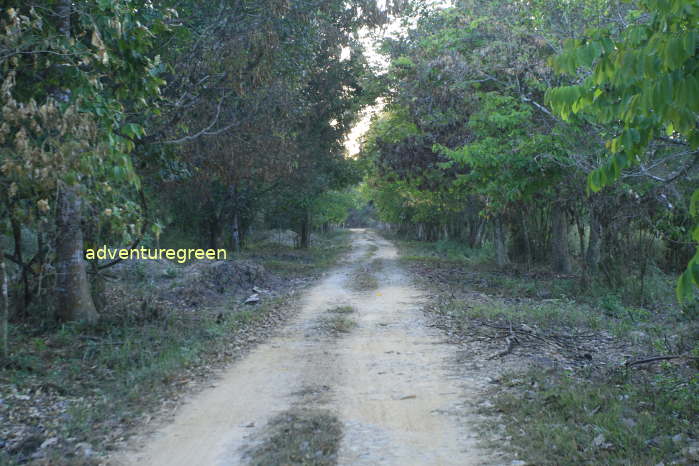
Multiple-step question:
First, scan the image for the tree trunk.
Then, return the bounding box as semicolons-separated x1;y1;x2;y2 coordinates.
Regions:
299;209;311;249
575;212;585;260
494;216;509;268
584;207;602;283
52;0;96;324
55;185;99;324
520;210;533;270
9;214;28;317
229;184;241;253
231;211;240;253
467;217;484;248
57;0;71;36
89;259;108;312
1;247;8;360
551;201;571;274
209;216;223;250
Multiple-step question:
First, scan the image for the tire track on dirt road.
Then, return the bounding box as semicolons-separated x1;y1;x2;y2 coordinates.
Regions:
112;229;496;466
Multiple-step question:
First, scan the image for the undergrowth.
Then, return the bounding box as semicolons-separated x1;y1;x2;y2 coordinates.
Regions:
0;229;352;465
485;367;699;465
397;237;699;465
1;297;289;465
243;230;351;277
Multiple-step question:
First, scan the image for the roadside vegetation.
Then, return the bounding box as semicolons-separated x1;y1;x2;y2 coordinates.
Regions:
361;1;699;460
1;0;383;462
398;239;699;465
0;231;352;465
243;230;353;278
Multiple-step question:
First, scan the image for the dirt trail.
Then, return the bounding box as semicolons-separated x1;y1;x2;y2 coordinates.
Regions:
113;229;494;466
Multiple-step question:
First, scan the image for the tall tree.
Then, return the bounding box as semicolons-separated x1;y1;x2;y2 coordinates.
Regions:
546;0;699;299
53;0;98;323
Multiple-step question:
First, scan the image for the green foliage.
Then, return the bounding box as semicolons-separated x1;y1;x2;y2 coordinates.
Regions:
546;0;699;301
398;239;494;264
311;190;358;227
361;2;581;248
436;92;561;213
1;2;171;243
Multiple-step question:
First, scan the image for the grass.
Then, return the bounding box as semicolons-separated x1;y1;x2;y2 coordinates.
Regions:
243;230;352;278
243;408;342;466
326;305;355;314
441;298;606;331
0;229;353;465
319;315;357;334
349;269;378;291
349;259;383;292
317;305;358;335
0;297;289;465
485;367;699;465
365;244;379;257
398;239;494;265
395;238;699;466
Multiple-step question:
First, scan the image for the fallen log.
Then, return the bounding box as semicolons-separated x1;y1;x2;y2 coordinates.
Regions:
625;354;699;367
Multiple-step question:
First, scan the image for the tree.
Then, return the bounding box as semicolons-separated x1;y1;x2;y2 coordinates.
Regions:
546;0;699;299
149;0;395;251
1;1;171;321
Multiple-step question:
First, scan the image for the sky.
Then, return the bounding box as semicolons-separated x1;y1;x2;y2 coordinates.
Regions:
342;25;397;157
343;1;450;156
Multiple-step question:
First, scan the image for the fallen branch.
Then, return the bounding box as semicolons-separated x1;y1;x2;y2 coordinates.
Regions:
487;321;519;360
625;354;699;367
487;337;518;360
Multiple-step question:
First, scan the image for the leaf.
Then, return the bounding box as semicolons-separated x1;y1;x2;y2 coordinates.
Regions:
676;268;694;302
123;123;144;139
690;189;699;217
588;169;603;192
691;261;699;288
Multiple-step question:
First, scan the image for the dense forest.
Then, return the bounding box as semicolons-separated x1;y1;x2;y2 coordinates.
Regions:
362;0;698;297
1;0;698;464
0;0;397;329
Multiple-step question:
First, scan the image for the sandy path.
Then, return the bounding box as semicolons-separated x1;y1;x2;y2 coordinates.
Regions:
112;229;492;466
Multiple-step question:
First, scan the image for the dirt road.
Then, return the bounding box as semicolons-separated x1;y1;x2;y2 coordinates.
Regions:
113;229;494;465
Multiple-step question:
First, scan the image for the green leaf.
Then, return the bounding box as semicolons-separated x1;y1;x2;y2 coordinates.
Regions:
676;268;694;302
588;169;603;192
690;189;699;217
692;261;699;287
123;123;144;139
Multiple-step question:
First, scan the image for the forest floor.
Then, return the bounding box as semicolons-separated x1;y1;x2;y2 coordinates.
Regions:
109;229;508;466
3;229;697;465
0;230;351;465
399;239;699;465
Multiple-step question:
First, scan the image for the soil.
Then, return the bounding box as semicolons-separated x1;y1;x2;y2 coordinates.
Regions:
109;229;505;466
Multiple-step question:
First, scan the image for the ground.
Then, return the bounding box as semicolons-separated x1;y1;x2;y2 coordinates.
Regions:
3;229;697;465
109;229;505;465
